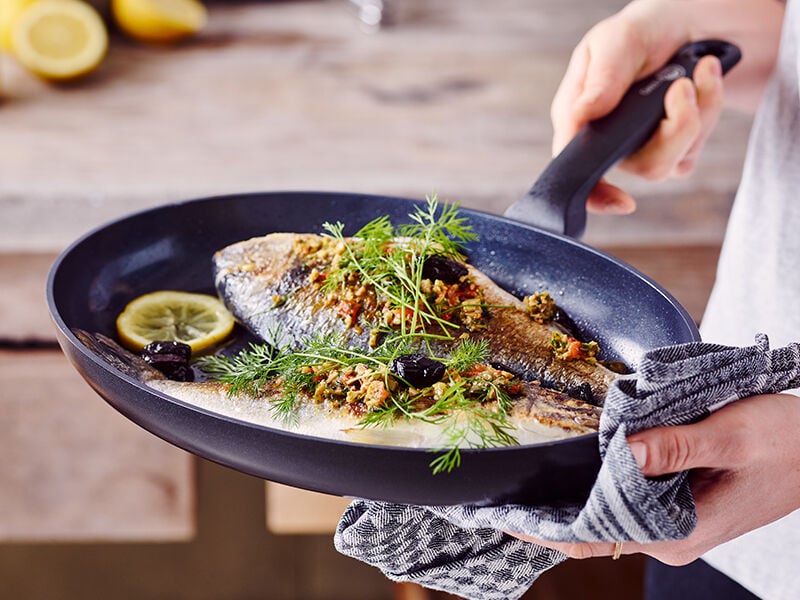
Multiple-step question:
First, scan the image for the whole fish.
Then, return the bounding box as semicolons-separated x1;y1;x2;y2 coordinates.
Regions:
75;330;600;450
213;232;619;404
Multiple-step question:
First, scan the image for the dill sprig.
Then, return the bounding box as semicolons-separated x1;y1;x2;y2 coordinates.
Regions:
346;339;490;431
321;195;478;342
353;344;519;475
200;333;405;422
361;373;518;475
199;342;278;397
427;376;517;474
445;338;490;373
397;196;477;259
429;407;519;474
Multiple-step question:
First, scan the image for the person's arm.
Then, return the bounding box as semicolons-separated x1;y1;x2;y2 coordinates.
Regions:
507;0;798;562
508;392;800;564
553;0;785;214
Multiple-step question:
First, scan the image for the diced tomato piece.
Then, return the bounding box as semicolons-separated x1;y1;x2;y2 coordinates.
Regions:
337;300;360;323
463;364;487;378
565;340;584;360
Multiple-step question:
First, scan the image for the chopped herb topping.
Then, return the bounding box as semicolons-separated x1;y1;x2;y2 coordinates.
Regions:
551;331;600;363
201;197;611;473
199;334;522;474
309;196;485;340
523;291;558;324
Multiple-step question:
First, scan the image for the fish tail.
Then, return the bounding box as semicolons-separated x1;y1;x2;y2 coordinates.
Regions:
73;329;164;383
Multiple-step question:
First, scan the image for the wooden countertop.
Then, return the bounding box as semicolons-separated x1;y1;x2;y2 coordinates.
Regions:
0;0;751;253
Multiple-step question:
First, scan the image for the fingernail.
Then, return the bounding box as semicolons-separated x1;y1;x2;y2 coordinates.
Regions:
591;195;635;215
629;441;647;470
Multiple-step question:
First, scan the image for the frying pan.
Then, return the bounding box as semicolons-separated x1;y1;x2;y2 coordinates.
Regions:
47;41;740;506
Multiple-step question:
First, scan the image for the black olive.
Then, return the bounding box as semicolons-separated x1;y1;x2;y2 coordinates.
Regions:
142;341;192;360
390;353;446;388
158;363;195;382
421;255;468;284
142;341;194;382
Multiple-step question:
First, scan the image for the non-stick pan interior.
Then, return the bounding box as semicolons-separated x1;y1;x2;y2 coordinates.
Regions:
47;191;699;505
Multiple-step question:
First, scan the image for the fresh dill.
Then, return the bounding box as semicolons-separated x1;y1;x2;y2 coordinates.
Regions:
445;338;490;373
321;195;479;343
321;342;518;475
199;198;525;473
200;333;405;422
429;406;519;474
398;197;477;259
199;334;521;470
412;377;518;475
199;342;278;397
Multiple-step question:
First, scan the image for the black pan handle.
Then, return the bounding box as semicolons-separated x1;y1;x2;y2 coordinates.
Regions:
504;39;741;238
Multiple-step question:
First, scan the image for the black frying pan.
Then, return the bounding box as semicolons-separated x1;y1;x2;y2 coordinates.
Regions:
47;41;740;506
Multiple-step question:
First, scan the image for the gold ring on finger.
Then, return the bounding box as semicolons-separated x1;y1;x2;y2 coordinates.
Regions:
612;541;623;560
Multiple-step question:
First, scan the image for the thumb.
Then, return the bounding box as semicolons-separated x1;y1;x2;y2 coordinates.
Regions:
627;420;731;477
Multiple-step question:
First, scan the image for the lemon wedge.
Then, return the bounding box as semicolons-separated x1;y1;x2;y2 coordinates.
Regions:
0;0;36;51
111;0;207;44
10;0;108;81
116;290;235;353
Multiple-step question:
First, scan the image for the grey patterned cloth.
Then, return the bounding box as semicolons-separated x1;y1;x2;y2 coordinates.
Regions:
334;335;800;600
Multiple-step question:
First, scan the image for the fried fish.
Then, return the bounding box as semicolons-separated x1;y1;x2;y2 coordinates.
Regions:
75;330;601;450
213;232;618;404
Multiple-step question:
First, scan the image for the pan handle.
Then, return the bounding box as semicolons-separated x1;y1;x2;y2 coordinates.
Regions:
504;39;741;238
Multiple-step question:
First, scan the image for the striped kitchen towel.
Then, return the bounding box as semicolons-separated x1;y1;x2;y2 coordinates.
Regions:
335;334;800;600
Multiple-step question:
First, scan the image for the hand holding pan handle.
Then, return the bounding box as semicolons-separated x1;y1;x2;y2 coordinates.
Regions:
504;39;741;238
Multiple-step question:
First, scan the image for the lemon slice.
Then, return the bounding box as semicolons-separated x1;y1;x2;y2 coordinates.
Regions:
116;290;235;353
111;0;207;44
10;0;108;81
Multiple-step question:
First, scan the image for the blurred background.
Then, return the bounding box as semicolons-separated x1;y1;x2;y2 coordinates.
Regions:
0;0;753;598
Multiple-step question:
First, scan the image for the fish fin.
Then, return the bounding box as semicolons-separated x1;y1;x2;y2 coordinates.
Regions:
514;382;601;433
341;427;426;447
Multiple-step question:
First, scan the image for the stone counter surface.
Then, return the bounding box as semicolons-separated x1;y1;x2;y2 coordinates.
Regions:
0;1;752;598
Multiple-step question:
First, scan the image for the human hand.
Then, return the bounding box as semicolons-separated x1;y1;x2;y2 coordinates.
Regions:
507;393;800;565
552;3;724;214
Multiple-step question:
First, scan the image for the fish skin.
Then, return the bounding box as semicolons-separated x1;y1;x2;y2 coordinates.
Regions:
74;330;600;448
213;233;618;403
213;233;376;349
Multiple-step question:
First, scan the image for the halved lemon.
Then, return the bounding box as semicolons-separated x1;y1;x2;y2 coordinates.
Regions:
0;0;37;51
111;0;207;44
116;290;235;353
10;0;108;81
